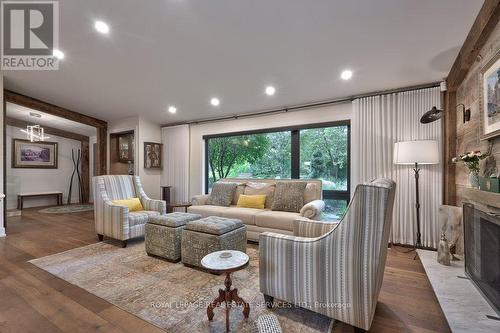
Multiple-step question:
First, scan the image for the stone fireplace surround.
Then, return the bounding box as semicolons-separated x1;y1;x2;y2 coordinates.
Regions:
418;188;500;333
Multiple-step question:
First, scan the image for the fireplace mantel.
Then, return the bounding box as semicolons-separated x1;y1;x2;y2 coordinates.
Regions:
462;188;500;209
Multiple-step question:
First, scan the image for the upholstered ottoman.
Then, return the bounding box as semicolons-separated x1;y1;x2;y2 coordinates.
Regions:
181;216;247;268
145;212;202;261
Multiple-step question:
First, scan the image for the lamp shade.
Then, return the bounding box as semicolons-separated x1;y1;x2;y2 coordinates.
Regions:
393;140;439;165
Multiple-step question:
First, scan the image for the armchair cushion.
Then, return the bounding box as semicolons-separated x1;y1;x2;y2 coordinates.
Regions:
299;199;325;220
271;181;306;213
112;198;143;212
207;182;238;206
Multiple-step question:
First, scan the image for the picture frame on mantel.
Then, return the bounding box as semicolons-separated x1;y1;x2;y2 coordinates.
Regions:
480;50;500;141
144;142;162;169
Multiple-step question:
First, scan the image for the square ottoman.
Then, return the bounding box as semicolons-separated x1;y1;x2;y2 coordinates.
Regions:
181;216;247;268
145;212;202;261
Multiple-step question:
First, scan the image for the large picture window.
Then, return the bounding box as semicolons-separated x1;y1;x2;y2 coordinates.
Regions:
204;121;350;219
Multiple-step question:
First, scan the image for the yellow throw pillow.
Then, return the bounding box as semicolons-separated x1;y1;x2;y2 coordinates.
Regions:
112;198;143;212
236;194;267;209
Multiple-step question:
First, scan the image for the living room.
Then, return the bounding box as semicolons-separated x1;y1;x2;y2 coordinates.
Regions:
0;1;499;332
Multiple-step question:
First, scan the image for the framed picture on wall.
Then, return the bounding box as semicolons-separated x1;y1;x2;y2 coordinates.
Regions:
144;142;162;169
12;139;58;169
480;50;500;140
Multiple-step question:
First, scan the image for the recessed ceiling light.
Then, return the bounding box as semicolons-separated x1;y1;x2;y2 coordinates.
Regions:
52;49;65;59
210;97;220;107
168;106;177;114
95;21;110;34
265;86;276;96
340;70;353;80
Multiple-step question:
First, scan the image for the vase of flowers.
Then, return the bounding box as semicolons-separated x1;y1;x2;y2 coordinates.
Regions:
451;151;489;188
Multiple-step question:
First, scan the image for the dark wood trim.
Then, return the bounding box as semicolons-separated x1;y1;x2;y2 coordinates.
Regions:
96;127;107;176
2;90;6;230
291;129;300;179
447;0;500;92
80;140;90;203
4;90;107;128
5;117;89;142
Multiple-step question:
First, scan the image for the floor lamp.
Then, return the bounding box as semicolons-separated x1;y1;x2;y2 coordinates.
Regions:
393;140;439;248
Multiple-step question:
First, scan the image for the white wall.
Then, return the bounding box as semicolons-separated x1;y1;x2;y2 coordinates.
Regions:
6;125;82;209
138;118;162;199
107;116;162;199
0;76;5;236
188;102;352;197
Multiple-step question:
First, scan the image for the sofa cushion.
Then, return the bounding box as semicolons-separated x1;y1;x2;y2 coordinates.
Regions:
129;210;161;227
207;182;238;206
187;205;230;217
244;182;275;208
255;210;301;231
185;216;244;235
221;207;265;225
271;182;306;213
304;182;320;203
232;183;247;205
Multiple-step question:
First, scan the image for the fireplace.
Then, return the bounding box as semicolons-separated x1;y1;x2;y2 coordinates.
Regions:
463;203;500;316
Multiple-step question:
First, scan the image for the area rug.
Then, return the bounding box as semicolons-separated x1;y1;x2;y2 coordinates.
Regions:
38;204;94;214
29;241;334;333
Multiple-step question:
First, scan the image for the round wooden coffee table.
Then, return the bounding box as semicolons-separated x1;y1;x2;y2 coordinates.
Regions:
201;250;250;332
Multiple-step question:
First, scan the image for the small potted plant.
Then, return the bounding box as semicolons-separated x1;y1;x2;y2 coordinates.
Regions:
451;151;489;188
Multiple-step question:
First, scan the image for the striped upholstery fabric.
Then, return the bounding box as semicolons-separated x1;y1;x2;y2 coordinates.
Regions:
293;217;339;238
93;175;166;241
259;178;396;331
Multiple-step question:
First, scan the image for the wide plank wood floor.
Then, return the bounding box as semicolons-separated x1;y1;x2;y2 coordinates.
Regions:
0;208;451;333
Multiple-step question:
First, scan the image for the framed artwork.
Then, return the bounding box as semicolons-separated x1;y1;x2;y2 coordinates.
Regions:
118;133;134;163
12;139;58;168
144;142;162;169
480;50;500;140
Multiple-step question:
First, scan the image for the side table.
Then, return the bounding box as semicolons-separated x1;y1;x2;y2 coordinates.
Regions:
201;250;250;332
167;202;192;213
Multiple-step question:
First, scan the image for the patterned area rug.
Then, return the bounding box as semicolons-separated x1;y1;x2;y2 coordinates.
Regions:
30;241;334;333
38;204;94;214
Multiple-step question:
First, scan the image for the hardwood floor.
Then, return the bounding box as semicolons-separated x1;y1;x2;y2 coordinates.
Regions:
0;208;451;333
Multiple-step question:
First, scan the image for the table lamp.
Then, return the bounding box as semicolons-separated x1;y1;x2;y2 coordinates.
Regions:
393;140;439;248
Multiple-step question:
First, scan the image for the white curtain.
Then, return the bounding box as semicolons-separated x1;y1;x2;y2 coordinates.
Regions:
161;125;190;202
352;87;442;248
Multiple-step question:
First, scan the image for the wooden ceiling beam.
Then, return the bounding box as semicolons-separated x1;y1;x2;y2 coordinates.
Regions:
5;116;89;143
447;0;500;92
4;89;107;129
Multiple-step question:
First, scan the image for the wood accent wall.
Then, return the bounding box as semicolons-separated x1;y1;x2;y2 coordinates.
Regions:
444;0;500;205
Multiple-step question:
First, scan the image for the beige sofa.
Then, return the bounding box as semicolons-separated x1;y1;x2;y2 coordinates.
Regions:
188;178;325;241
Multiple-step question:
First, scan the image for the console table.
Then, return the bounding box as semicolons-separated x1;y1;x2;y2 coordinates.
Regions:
17;191;63;210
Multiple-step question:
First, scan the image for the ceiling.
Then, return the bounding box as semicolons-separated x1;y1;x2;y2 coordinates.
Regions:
6;103;97;137
3;0;483;125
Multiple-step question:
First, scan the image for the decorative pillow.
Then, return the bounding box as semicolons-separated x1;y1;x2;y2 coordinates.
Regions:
236;195;267;209
111;198;143;212
304;182;320;203
244;182;275;208
207;182;238;207
271;182;306;213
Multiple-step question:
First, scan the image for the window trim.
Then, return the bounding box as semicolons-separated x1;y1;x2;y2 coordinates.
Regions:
204;120;351;203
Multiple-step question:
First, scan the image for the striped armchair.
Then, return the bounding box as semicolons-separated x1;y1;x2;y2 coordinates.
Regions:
93;175;166;247
259;178;396;332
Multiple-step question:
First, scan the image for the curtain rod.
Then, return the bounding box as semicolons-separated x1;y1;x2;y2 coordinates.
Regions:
161;81;441;127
